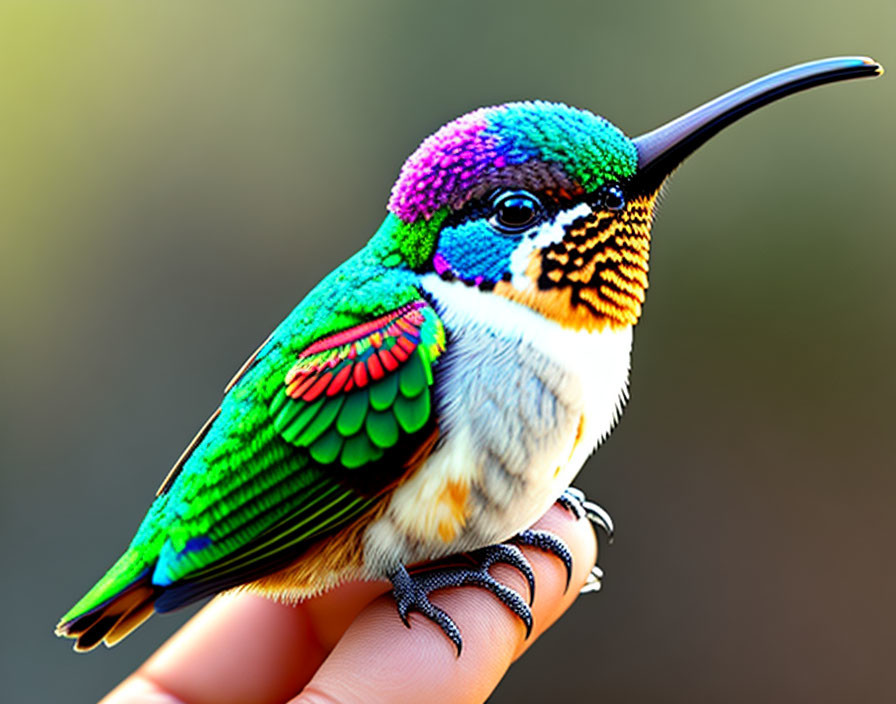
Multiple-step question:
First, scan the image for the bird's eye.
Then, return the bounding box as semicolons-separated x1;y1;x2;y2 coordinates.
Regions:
488;190;543;234
601;184;626;211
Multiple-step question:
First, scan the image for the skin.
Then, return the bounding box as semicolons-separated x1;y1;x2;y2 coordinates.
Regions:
100;504;596;704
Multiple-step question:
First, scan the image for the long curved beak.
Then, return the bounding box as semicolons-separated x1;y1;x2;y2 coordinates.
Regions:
632;56;883;191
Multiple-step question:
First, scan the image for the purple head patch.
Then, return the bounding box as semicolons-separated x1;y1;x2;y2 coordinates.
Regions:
388;109;499;223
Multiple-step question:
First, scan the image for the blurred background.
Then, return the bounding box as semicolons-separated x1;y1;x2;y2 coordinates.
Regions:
1;1;893;702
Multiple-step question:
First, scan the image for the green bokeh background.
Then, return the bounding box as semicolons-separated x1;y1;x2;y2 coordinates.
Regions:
1;2;893;702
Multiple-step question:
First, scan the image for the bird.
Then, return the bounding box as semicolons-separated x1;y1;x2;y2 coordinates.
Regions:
56;56;882;654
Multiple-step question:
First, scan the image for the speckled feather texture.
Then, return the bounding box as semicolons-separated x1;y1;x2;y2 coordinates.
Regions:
388;102;637;223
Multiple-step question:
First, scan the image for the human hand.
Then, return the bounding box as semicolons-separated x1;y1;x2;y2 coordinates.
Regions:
101;503;598;704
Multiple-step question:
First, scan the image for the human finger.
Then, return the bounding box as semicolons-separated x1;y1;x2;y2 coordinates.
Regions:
101;580;388;704
289;503;597;704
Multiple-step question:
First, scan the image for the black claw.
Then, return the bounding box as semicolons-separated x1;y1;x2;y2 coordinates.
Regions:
558;487;615;543
582;500;615;542
512;529;574;591
429;603;463;655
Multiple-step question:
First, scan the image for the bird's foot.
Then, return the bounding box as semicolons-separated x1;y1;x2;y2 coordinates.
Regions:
390;494;604;653
557;486;613;593
557;486;615;541
390;536;568;655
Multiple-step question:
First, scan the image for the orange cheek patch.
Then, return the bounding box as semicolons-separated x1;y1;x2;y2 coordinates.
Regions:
494;194;657;331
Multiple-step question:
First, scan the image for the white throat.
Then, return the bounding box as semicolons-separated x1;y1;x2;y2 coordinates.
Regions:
420;273;633;451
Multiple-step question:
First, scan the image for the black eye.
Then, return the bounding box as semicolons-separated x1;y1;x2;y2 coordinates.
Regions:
602;184;626;211
488;190;543;234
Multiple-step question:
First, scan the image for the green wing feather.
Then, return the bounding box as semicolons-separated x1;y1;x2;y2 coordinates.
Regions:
273;299;444;470
58;231;446;638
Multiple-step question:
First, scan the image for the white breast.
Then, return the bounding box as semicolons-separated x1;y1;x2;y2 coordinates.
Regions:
361;275;633;574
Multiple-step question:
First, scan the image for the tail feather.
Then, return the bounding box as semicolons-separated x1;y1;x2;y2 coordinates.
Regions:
58;608;106;639
102;598;156;647
56;575;160;652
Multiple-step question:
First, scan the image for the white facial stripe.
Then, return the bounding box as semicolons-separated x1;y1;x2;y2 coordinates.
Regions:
508;202;592;289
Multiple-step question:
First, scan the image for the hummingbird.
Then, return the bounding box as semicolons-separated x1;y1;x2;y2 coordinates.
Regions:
57;57;882;654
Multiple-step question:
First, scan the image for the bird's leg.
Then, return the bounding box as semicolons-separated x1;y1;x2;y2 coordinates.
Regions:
390;488;613;653
556;486;614;593
390;543;535;655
